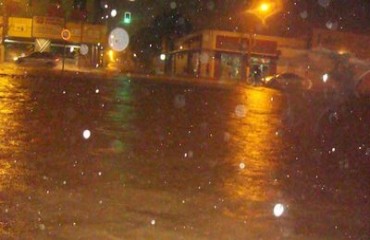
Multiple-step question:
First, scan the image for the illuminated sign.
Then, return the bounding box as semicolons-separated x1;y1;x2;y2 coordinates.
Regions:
32;16;64;40
7;17;32;38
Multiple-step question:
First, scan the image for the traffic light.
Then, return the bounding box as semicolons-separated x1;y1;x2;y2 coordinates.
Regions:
123;12;131;24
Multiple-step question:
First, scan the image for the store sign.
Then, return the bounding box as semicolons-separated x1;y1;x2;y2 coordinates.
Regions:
82;24;107;44
7;17;32;38
253;40;278;56
32;16;64;39
66;22;82;43
0;17;3;40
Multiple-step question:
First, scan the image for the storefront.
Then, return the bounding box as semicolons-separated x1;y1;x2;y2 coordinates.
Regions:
165;30;280;82
1;16;107;67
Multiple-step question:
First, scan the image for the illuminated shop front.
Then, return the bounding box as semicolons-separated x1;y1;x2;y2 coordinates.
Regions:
164;30;280;82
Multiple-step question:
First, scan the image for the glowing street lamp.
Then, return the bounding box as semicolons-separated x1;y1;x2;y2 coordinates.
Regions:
259;3;270;12
247;0;283;25
242;1;283;82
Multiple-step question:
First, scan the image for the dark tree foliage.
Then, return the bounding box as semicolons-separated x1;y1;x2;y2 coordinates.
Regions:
130;27;162;70
130;9;192;70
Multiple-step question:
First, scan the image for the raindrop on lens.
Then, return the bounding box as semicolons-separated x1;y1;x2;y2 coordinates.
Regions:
174;94;186;108
206;1;215;10
83;130;91;139
235;105;247;118
318;0;330;8
273;203;284;217
300;11;308;19
170;2;177;9
108;28;130;52
200;53;210;64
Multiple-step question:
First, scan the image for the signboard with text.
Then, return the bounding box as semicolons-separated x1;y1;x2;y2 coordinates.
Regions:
66;22;82;42
82;24;107;44
8;17;32;38
32;16;64;40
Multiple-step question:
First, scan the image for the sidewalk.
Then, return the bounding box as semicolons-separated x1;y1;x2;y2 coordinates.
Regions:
0;61;242;88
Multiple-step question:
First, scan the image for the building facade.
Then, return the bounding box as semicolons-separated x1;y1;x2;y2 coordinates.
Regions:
0;0;106;66
163;29;307;82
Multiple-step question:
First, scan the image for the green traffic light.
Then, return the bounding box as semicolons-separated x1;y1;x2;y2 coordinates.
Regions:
123;12;131;24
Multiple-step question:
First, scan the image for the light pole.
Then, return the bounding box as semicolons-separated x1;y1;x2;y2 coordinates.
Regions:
244;1;282;83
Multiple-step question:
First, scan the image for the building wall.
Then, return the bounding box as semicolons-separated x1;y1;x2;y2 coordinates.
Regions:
312;28;370;59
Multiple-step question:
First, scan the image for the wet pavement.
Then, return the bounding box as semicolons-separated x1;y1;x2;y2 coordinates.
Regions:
0;71;369;239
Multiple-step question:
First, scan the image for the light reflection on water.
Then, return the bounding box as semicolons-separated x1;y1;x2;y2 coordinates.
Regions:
0;77;32;237
0;75;367;239
222;87;285;218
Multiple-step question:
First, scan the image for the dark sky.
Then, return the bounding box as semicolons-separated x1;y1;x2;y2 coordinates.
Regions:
139;0;370;37
100;0;370;37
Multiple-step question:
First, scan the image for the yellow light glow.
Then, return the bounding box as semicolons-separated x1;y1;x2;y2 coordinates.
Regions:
108;50;115;62
247;0;283;24
222;88;284;217
260;3;270;12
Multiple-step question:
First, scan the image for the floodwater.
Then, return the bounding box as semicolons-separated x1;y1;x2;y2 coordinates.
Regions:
0;73;368;239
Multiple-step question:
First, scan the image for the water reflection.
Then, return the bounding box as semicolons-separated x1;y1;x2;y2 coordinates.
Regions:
0;77;31;236
223;87;285;217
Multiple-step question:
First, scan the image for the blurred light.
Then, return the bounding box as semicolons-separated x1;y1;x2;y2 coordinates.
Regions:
273;203;284;217
259;3;270;12
108;50;114;62
70;46;74;53
83;130;91;139
123;12;132;24
111;9;117;17
323;73;329;83
160;54;166;61
104;4;108;9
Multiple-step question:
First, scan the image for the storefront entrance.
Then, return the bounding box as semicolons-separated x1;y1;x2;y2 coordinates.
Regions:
220;53;242;81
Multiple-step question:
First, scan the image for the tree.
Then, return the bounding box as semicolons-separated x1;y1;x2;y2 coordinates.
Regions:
130;9;192;71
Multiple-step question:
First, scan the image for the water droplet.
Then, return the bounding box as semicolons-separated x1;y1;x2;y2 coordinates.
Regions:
206;1;215;10
235;105;247;118
170;2;177;9
39;224;46;231
174;94;186;108
273;203;284;217
108;28;130;52
200;53;210;63
239;163;246;169
83;130;91;139
300;11;308;19
318;0;331;8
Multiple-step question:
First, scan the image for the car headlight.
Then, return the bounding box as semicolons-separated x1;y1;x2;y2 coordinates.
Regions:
264;76;273;83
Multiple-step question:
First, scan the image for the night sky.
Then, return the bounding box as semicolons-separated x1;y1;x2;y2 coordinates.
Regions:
138;0;370;37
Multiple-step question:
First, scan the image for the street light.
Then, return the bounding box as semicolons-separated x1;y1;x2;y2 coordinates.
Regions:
247;0;283;25
243;1;283;83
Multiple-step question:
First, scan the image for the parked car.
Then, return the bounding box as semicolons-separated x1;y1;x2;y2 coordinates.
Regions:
14;52;60;67
263;73;312;90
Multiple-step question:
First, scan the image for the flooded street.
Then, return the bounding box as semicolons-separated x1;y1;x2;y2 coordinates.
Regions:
0;74;368;239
